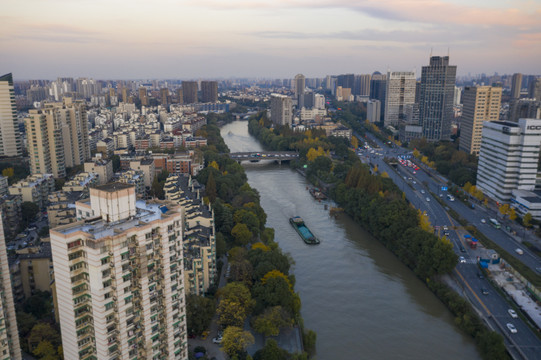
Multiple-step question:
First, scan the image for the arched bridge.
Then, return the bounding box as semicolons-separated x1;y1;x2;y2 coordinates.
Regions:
229;151;299;163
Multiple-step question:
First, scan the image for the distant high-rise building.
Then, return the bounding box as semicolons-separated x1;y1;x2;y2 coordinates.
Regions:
294;74;305;98
25;98;90;177
477;119;541;203
138;87;148;106
528;77;541;100
50;183;188;360
201;81;218;103
121;87;128;103
509;99;541;122
459;86;502;155
337;74;355;90
270;94;292;126
367;100;381;123
354;74;371;96
370;72;386;122
511;73;523;99
384;71;416;127
176;88;183;104
0;213;21;359
419;56;457;141
453;86;462;106
182;81;198;104
160;88;170;105
0;73;23;157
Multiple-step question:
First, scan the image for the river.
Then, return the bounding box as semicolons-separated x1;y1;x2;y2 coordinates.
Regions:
221;121;479;359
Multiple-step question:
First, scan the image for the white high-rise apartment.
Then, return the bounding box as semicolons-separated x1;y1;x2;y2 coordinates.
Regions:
0;73;23;157
384;71;416;127
270;94;292;126
25;97;90;178
477;119;541;203
459;86;502;155
50;183;188;360
0;212;22;360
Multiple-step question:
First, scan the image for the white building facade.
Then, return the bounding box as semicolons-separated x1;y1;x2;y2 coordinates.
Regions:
477;119;541;203
50;183;188;360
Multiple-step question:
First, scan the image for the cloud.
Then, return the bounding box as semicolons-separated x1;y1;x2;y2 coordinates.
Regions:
9;24;102;43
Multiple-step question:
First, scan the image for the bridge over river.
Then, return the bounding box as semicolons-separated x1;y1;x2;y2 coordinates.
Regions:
229;151;298;163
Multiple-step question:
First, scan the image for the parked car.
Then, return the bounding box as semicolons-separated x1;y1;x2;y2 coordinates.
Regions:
212;336;223;344
506;323;517;333
515;248;524;255
481;288;489;295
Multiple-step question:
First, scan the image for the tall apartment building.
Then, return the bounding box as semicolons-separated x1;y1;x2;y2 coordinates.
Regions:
270;94;292;126
25;98;90;178
477;119;541;203
370;72;386;122
511;73;523;100
0;214;22;359
50;183;188;360
182;81;198;104
528;78;541;100
419;56;457;141
0;73;23;157
459;86;502;155
384;71;416;127
200;81;218;103
139;88;148;107
354;74;371;96
367;100;381;123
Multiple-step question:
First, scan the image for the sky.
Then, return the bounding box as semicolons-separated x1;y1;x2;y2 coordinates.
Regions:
1;0;540;80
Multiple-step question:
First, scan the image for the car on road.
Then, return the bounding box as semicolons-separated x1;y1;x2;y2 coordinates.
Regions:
420;190;425;194
508;309;518;318
459;245;466;253
506;323;517;333
481;288;489;295
425;197;430;202
481;219;486;224
459;256;466;263
413;181;416;184
515;248;524;255
212;336;223;344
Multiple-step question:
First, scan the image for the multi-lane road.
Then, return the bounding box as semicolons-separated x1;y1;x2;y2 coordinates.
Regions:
357;132;541;360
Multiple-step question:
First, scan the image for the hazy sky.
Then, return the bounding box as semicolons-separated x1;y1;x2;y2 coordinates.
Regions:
2;0;540;79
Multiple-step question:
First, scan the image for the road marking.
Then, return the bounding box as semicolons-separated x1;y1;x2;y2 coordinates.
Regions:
454;268;492;316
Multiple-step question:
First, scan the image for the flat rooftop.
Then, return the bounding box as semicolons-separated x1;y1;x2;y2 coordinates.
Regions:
91;182;134;192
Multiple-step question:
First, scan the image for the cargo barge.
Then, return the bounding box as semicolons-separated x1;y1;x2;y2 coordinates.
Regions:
289;216;320;245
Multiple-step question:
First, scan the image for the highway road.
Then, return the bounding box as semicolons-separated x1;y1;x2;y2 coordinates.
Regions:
356;132;541;359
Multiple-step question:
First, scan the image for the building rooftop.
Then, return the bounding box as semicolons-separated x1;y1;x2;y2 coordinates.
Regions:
91;182;134;193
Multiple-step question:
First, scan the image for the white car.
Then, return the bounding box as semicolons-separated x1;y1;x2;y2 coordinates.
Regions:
420;190;425;194
481;219;486;224
506;323;517;333
426;197;430;202
508;309;518;318
212;336;223;344
459;256;466;263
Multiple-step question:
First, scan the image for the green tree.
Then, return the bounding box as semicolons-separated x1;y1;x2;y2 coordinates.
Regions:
28;323;61;350
231;223;252;246
206;171;217;203
216;282;254;327
523;213;533;228
16;311;37;338
253;339;290;360
221;326;255;358
23;291;53;320
252;306;292;336
33;340;57;360
22;201;40;224
186;295;215;336
303;329;317;358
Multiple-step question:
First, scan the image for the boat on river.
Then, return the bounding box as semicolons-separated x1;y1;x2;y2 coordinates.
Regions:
309;187;327;200
289;216;320;244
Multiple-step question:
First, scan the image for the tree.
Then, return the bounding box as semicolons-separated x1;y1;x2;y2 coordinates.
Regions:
509;208;517;221
23;291;53;320
523;213;533;228
2;167;14;178
252;306;292;336
221;326;255;358
231;223;252;246
253;339;290;360
22;201;40;224
499;204;510;218
16;311;37;338
303;329;317;358
206;171;217;203
217;282;254;327
111;155;121;172
28;323;61;350
186;295;215;336
33;340;57;360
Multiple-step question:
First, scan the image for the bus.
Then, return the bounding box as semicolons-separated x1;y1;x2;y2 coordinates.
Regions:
489;218;501;229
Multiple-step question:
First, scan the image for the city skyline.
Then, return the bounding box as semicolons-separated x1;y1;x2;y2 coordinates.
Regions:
2;0;540;79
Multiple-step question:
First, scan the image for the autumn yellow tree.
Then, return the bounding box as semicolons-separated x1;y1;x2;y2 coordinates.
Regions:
351;136;359;149
412;149;421;158
509;208;517;221
418;209;433;233
209;161;219;170
499;204;510;218
1;168;13;178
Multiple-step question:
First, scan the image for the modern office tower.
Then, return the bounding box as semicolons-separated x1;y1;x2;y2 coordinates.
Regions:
477;119;541;203
459;86;502;155
0;214;22;360
384;71;416;127
511;73;523;99
354;74;371;96
337;74;355;90
370;72;386;122
528;78;541;100
270;94;292;126
25;98;90;178
419;56;457;141
294;74;305;98
138;87;148;106
160;88;169;105
200;81;218;103
0;73;23;157
182;81;198;104
367;100;381;123
50;183;188;360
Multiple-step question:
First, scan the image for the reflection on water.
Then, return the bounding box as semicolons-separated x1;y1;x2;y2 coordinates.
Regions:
221;121;479;360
